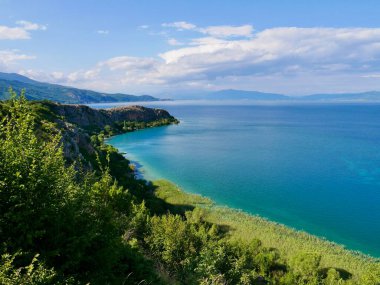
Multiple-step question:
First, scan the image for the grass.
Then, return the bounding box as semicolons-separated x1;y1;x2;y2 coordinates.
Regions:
152;179;379;278
153;180;213;207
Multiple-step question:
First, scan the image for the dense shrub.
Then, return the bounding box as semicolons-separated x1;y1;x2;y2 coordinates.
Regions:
0;91;160;284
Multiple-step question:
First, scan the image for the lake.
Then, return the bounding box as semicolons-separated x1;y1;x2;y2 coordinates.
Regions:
93;101;380;257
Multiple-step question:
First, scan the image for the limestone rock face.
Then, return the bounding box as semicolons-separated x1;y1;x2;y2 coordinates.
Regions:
46;103;175;130
40;102;177;170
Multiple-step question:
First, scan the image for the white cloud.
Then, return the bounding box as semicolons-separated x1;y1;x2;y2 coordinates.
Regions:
0;26;30;40
50;71;65;80
160;27;380;70
16;20;47;31
189;37;228;46
0;50;35;72
0;20;47;40
97;30;109;35
99;56;157;71
162;21;197;31
139;25;149;29
0;50;35;64
20;26;380;95
19;69;51;81
161;21;253;38
200;25;254;38
167;38;184;46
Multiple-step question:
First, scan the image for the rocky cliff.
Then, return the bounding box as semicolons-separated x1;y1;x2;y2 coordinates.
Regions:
44;102;176;131
37;101;178;171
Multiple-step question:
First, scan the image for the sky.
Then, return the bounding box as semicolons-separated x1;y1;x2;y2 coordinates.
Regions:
2;0;380;96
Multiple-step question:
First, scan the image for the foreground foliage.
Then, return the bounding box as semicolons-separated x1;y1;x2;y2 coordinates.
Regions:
0;91;379;284
0;92;159;284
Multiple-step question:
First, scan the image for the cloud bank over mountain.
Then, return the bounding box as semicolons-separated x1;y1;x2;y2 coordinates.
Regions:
4;20;380;95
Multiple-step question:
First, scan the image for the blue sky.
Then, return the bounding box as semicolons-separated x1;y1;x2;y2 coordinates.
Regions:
2;0;380;96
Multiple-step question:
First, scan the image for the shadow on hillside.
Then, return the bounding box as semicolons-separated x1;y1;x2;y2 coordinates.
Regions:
137;180;232;236
319;267;352;280
144;181;199;215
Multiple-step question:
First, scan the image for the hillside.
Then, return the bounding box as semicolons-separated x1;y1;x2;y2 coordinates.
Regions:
0;93;379;284
43;101;176;131
24;100;178;170
0;72;160;104
0;72;37;84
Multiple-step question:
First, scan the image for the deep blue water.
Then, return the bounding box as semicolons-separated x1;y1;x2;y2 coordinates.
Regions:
96;102;380;257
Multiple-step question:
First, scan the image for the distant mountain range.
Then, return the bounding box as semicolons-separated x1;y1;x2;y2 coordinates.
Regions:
2;72;380;103
0;72;160;104
203;89;288;100
177;89;380;102
298;91;380;101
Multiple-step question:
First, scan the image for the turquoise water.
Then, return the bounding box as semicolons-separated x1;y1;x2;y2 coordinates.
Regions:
101;102;380;257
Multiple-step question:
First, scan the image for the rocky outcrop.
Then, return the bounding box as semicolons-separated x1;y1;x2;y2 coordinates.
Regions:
106;105;173;124
44;102;176;131
39;102;178;171
60;123;95;169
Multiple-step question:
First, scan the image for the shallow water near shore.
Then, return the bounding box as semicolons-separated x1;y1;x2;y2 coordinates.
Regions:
100;102;380;257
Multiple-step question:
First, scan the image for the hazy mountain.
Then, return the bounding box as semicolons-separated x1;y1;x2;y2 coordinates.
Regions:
173;88;380;102
2;72;380;103
0;72;159;104
301;91;380;101
0;72;38;84
166;89;288;100
207;89;288;100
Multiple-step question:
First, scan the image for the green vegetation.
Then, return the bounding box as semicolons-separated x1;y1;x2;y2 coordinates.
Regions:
120;118;178;132
102;118;180;137
153;180;380;284
0;90;379;284
0;72;159;103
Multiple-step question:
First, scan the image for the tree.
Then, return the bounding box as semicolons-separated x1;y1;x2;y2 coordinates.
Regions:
289;252;322;285
0;90;77;253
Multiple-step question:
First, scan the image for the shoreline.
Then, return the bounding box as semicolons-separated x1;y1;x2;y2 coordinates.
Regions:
149;179;378;275
106;124;379;277
128;157;378;260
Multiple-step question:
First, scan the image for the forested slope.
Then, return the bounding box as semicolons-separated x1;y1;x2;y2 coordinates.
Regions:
0;72;160;103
